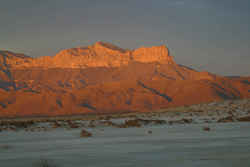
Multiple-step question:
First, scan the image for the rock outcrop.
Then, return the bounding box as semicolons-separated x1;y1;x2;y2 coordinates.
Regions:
132;45;174;64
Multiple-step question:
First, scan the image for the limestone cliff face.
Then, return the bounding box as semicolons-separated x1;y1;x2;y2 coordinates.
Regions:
0;42;175;69
132;45;174;64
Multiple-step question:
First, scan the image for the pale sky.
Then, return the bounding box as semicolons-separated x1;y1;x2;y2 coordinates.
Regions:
1;0;250;76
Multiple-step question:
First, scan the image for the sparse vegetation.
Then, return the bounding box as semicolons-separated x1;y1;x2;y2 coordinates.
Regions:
0;144;12;150
203;127;211;132
33;158;59;167
0;99;250;133
147;130;153;134
80;129;92;137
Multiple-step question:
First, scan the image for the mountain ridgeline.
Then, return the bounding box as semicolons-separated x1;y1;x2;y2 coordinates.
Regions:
0;42;250;117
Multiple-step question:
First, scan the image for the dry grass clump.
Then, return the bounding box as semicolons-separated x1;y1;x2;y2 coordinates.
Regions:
0;144;12;150
80;129;92;137
202;126;211;131
33;158;59;167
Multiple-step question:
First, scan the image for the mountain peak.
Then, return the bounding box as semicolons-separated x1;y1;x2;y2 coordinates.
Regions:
93;41;128;53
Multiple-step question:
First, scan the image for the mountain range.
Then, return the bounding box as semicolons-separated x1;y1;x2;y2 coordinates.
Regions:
0;41;250;117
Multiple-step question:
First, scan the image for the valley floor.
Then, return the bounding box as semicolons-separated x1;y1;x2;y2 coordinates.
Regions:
1;122;250;167
1;99;250;167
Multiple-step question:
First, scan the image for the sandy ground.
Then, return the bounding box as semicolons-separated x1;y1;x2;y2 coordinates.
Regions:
1;121;250;167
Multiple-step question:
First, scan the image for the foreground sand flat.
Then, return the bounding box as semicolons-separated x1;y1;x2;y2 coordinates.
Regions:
1;122;250;167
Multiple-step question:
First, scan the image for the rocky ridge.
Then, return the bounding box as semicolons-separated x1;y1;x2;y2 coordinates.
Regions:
0;42;175;69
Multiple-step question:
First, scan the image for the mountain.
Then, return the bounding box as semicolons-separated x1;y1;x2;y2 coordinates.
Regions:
0;42;250;117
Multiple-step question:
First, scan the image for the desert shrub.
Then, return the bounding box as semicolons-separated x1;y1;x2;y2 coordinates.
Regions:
80;129;92;137
0;144;12;150
203;126;211;131
33;158;59;167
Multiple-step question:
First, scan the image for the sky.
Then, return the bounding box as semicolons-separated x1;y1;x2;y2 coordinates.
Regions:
1;0;250;76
